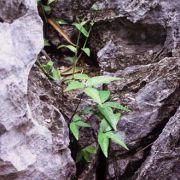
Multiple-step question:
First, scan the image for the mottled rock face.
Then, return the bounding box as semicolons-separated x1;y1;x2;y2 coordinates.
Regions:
106;57;180;179
134;107;180;180
0;0;75;179
91;0;180;72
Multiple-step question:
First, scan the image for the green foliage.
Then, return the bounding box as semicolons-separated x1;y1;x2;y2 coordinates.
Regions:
98;106;118;131
40;60;61;81
64;80;84;92
58;45;77;54
47;0;56;5
37;11;129;161
56;19;68;25
103;101;130;111
58;20;93;69
86;76;121;87
98;132;109;157
70;114;91;140
84;87;102;105
65;74;129;158
44;39;50;47
73;22;90;37
41;60;53;73
52;68;61;80
106;132;129;150
81;47;90;56
76;145;96;162
74;73;89;80
37;0;55;17
99;90;110;103
70;122;79;140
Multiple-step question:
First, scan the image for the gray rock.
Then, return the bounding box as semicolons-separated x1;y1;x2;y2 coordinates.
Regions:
134;107;180;180
0;0;75;179
91;0;180;72
105;57;180;179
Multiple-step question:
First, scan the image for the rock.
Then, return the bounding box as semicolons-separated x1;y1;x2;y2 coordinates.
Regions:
105;57;180;179
92;0;180;72
50;0;180;71
0;0;75;179
134;107;180;180
51;0;97;21
28;66;76;180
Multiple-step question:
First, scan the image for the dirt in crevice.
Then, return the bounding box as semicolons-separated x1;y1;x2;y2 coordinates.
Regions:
96;150;107;180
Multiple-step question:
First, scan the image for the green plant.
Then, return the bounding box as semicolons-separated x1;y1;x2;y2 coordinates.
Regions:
38;16;129;161
39;20;93;81
36;0;55;21
65;74;129;158
76;145;96;162
38;60;61;80
57;20;93;76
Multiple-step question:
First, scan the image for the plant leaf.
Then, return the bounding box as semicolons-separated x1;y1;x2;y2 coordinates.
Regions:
76;151;83;162
58;45;77;54
82;150;91;162
84;145;96;154
41;60;53;73
81;48;90;56
76;145;96;162
86;76;121;87
73;22;89;37
70;122;79;140
64;56;75;63
99;119;111;132
114;113;121;127
76;121;91;128
48;0;55;5
48;18;75;45
81;107;93;114
84;87;102;105
72;114;81;122
52;69;61;80
98;106;117;131
98;132;109;157
43;5;51;13
44;39;50;47
74;73;89;80
99;113;120;133
106;132;129;150
56;19;68;25
99;90;110;103
64;80;85;92
103;102;130;111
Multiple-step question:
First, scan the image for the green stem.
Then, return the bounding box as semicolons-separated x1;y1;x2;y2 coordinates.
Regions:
83;25;92;48
72;30;81;78
72;24;93;78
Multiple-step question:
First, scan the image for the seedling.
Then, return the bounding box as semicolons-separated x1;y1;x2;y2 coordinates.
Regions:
65;74;129;158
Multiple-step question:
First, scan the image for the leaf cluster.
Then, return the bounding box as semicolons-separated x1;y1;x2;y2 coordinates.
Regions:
66;74;129;158
40;60;61;80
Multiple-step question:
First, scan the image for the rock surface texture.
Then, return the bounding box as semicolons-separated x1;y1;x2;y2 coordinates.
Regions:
0;0;75;179
50;0;180;179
